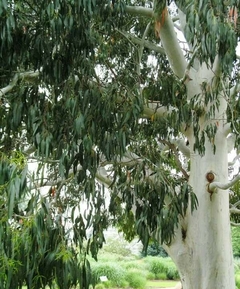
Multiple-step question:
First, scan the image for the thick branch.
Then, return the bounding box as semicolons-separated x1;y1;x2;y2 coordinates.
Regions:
125;5;187;78
209;174;240;191
159;11;187;78
143;102;175;118
230;221;240;227
118;30;165;55
230;207;240;214
23;146;36;155
172;139;190;158
231;200;240;208
0;71;39;97
228;154;239;167
125;5;153;17
100;151;143;167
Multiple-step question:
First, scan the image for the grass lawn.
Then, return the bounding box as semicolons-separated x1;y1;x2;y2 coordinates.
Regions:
146;280;178;288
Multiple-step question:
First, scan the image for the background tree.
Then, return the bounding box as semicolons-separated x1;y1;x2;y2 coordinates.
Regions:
1;0;240;288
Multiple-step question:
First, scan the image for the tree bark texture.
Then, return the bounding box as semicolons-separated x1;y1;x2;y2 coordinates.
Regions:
166;69;235;289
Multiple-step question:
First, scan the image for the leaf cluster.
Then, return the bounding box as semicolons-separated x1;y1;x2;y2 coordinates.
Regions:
183;0;238;73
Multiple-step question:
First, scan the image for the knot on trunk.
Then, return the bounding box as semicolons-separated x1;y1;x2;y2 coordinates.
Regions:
206;171;215;197
206;172;215;183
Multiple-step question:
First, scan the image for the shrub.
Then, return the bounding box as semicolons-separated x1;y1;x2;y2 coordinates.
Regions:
148;258;166;277
123;260;146;271
156;272;167;280
235;258;240;273
165;263;180;280
235;274;240;289
102;281;113;288
91;262;126;287
125;270;147;289
143;256;180;280
144;243;168;258
119;280;129;288
232;228;240;258
95;284;105;289
146;271;155;280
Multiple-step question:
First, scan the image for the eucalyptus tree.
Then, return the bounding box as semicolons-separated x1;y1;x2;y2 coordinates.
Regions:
1;0;240;288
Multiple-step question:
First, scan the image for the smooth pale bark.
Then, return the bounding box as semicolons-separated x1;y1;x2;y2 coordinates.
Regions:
165;75;235;289
168;134;235;289
125;5;236;288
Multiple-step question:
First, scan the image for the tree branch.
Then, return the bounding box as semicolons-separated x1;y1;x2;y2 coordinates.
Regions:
228;154;240;167
117;30;165;55
23;146;36;155
143;102;175;118
158;10;187;78
230;207;240;214
230;221;240;227
137;22;153;76
209;174;240;191
0;71;40;98
125;5;187;78
159;139;189;180
231;200;240;209
32;161;113;188
172;139;190;158
100;151;143;167
125;5;153;18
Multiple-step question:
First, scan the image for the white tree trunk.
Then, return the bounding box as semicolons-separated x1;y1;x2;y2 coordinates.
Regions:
126;6;236;288
166;72;235;289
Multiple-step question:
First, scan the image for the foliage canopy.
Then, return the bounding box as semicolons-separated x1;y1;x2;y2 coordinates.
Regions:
0;0;240;288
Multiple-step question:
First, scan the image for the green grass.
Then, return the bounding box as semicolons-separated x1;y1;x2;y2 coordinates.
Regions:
146;280;178;288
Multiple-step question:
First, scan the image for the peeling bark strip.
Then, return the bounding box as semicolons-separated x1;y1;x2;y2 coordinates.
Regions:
154;7;168;38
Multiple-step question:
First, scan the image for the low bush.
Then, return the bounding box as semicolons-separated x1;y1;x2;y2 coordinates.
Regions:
144;256;179;280
123;260;147;271
144;243;168;258
146;271;155;280
91;262;126;287
236;274;240;289
235;258;240;273
156;272;167;280
95;284;105;289
125;270;147;289
146;257;166;277
165;263;179;280
101;280;113;288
